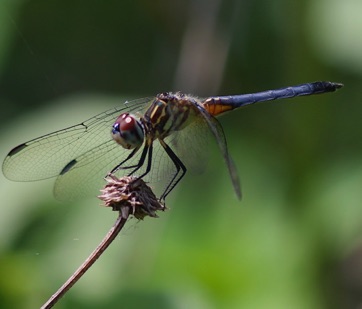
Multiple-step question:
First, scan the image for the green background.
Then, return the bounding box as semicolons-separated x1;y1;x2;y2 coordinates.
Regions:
1;1;361;308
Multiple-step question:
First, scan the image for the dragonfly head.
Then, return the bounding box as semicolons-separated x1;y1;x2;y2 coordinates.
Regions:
112;113;144;149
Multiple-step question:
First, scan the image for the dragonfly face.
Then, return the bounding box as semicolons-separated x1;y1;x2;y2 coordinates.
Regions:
111;113;144;150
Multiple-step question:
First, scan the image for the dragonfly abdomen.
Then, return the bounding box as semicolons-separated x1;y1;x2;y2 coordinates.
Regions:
203;81;343;116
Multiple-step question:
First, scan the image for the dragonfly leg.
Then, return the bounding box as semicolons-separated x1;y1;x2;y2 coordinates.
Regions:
130;141;153;178
109;146;140;174
109;141;151;178
158;139;186;201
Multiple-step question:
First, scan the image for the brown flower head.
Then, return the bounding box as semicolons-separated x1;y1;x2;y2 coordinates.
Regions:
98;174;165;220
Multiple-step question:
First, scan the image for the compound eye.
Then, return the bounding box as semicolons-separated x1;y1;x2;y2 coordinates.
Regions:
111;113;144;149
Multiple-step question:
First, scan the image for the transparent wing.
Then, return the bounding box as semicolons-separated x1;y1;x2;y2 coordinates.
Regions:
3;94;240;202
52;111;218;202
144;96;240;200
2;94;188;201
53;137;177;201
168;112;212;174
2;97;154;182
194;103;242;199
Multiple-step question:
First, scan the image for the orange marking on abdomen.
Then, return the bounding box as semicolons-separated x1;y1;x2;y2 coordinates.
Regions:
203;98;234;116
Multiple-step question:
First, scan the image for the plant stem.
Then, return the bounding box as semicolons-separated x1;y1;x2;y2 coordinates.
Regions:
40;209;129;309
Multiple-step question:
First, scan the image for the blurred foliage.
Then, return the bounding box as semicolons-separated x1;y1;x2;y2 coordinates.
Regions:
0;0;361;309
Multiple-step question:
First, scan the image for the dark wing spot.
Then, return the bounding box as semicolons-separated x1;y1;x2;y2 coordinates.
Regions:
60;159;77;175
7;143;27;156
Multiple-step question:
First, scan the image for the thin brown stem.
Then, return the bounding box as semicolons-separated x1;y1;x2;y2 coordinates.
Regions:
40;209;130;309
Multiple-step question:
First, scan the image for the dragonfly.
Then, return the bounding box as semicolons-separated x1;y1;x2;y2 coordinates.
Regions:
2;81;342;202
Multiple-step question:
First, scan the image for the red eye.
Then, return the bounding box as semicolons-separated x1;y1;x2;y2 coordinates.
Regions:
118;114;136;131
111;113;144;149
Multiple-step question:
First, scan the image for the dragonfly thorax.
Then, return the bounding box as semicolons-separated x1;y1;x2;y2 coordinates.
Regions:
143;92;199;139
111;113;144;149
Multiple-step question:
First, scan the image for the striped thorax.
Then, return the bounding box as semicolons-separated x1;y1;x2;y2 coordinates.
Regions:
143;92;199;139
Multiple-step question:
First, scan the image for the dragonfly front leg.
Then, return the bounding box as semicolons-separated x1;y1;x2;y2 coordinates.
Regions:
129;140;153;179
110;136;156;182
109;146;141;174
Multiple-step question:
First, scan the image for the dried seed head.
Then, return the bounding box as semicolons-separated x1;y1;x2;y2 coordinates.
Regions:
98;175;165;219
